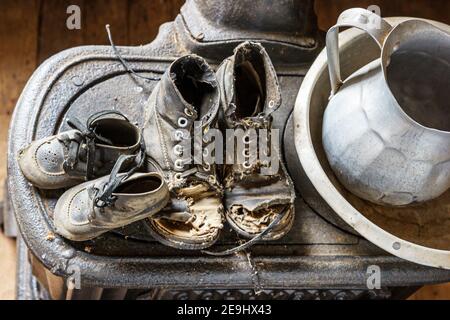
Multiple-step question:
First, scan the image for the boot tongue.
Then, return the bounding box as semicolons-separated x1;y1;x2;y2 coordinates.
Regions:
157;55;218;126
229;42;282;122
236;60;264;117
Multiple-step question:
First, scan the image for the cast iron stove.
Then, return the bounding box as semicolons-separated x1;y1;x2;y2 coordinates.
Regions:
5;0;450;300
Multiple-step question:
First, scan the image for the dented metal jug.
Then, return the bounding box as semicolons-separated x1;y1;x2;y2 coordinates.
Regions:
322;8;450;206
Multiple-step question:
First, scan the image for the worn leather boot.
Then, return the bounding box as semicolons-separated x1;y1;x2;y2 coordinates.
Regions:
216;42;296;240
18;110;142;189
54;156;169;241
143;55;224;250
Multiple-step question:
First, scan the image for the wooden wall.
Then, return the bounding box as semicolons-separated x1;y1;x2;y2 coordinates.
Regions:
316;0;450;30
0;0;449;300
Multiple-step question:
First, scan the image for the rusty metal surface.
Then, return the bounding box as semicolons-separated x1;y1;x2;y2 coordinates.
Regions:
8;0;450;295
16;234;419;300
177;0;322;64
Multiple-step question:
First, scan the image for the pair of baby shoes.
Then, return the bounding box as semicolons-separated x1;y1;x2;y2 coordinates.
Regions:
18;110;169;241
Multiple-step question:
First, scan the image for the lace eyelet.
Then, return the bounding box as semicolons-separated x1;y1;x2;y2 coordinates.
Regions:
175;159;185;170
174;173;182;181
243;161;252;169
173;145;184;156
184;108;194;117
178;117;188;128
203;163;211;171
242;149;250;157
268;100;275;108
242;135;251;144
203;148;209;157
175;130;185;141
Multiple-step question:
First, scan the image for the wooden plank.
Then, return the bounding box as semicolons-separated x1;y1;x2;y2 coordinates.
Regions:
0;0;40;201
83;0;129;45
0;231;16;299
410;283;450;300
38;0;85;63
0;0;40;116
0;115;10;200
128;0;184;45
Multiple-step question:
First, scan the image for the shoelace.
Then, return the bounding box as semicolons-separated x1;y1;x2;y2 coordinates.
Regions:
224;114;276;189
94;139;146;208
202;112;286;256
202;204;290;256
184;120;223;193
105;24;160;82
65;110;130;180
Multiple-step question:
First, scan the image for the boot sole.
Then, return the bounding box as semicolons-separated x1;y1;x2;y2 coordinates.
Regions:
225;204;295;241
145;218;222;250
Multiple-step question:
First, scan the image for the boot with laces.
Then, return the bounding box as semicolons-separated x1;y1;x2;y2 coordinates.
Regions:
216;42;296;241
143;55;224;250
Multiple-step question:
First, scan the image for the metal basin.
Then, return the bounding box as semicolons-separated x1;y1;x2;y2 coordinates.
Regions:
293;17;450;269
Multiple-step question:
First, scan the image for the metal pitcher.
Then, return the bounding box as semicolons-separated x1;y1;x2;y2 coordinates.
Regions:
322;8;450;206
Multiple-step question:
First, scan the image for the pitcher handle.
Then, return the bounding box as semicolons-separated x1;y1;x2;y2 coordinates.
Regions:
327;8;394;96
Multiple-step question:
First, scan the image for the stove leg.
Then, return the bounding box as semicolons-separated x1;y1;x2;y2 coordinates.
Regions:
16;234;50;300
17;239;130;300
